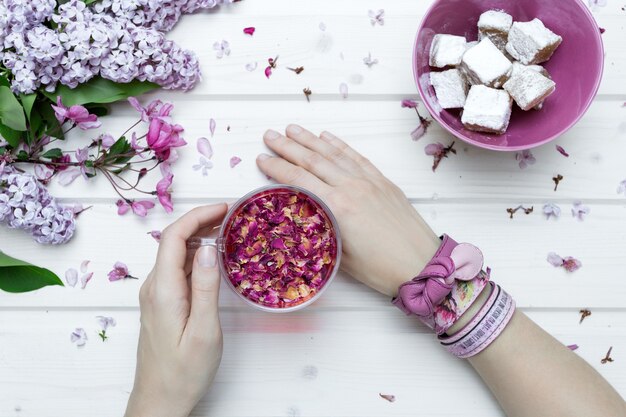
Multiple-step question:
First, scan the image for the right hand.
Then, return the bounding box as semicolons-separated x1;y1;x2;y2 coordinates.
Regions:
256;125;440;297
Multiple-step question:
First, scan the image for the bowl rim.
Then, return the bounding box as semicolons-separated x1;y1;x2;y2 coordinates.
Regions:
218;184;342;313
413;0;605;152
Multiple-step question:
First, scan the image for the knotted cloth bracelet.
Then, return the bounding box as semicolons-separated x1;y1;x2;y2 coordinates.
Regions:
391;234;516;357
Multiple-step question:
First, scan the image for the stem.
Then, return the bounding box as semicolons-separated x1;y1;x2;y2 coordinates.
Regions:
119;119;142;139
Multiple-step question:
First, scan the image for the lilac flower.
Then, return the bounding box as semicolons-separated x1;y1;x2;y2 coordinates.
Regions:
65;268;78;287
571;201;590;221
368;9;385;26
339;82;348;99
193;157;214;176
543;203;561;219
617;180;626;196
213;40;231;58
515;150;536;169
70;328;88;347
363;52;379;68
547;252;582;272
230;156;242;168
0;165;75;244
96;316;116;341
107;261;137;281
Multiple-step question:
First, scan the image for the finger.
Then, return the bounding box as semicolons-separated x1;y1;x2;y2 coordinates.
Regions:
256;153;332;196
183;223;222;276
319;130;384;178
284;124;363;176
263;129;349;186
187;245;221;332
156;204;228;283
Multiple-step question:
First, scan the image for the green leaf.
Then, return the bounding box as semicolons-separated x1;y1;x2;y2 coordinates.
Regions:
41;148;63;159
85;103;109;117
0;122;23;148
16;150;28;161
37;101;64;140
0;75;10;88
0;251;64;293
43;77;159;106
19;94;37;121
0;86;27;131
107;136;133;164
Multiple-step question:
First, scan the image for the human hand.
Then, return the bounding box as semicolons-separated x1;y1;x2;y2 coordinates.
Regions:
125;204;228;417
256;125;440;297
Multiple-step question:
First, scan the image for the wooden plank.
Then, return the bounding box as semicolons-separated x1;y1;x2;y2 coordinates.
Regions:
150;0;626;97
0;309;623;417
37;99;626;201
1;202;625;308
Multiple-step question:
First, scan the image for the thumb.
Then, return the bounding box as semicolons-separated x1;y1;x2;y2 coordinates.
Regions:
189;245;221;326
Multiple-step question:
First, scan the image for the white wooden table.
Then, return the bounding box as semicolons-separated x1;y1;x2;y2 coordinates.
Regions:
1;1;625;416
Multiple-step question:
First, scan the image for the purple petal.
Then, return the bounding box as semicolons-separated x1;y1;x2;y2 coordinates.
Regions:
209;118;216;138
265;66;272;78
567;344;579;351
245;62;258;71
70;328;87;347
617;180;626;196
424;143;444;156
230;156;242;168
80;272;93;289
57;168;82;186
562;257;582;272
339;82;348;99
197;137;213;159
401;99;418;108
149;230;161;242
80;260;90;274
411;124;426;141
555;145;569;157
547;252;564;267
65;268;78;287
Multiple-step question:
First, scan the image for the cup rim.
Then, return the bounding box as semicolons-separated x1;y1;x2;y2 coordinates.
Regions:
217;184;342;313
413;0;605;151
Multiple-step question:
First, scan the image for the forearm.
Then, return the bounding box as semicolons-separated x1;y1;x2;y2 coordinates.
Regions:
466;310;625;417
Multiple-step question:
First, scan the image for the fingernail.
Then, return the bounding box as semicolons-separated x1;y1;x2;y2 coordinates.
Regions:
265;129;280;140
257;153;271;161
287;124;303;135
198;245;217;268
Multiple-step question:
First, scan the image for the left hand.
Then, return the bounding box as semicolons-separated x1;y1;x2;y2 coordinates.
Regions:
125;204;228;417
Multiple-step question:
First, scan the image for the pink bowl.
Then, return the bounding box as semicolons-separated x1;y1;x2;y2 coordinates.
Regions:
414;0;604;151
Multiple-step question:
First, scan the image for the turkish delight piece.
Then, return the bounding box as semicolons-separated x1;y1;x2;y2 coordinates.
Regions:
505;18;562;65
477;10;513;53
510;61;550;79
429;34;467;68
461;85;513;134
503;66;555;111
460;38;512;88
430;69;468;109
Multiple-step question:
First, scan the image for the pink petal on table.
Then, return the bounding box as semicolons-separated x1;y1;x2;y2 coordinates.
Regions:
80;260;90;274
547;252;564;267
410;124;426;141
70;328;88;347
34;164;53;181
571;201;590;221
562;256;582;272
555;145;569;157
567;344;579;351
245;62;258;71
80;272;93;289
57;168;82;186
339;82;348;99
197;137;213;159
379;393;396;402
243;27;255;36
264;66;272;79
148;230;161;242
319;22;327;31
424;143;444;156
209;118;216;138
116;199;130;215
401;99;418;108
230;156;242;168
65;268;78;287
131;200;155;217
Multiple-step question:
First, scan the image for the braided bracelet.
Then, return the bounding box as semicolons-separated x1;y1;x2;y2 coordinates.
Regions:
392;235;515;357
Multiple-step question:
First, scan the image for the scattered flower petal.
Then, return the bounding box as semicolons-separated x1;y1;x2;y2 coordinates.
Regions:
547;252;582;272
363;52;379;68
571;201;590;221
368;9;385;26
245;62;258;71
425;142;455;172
547;251;564;267
265;66;273;78
401;99;419;108
209;119;216;138
131;200;155;217
543;203;561;219
108;261;137;281
80;272;93;289
230;156;242;168
555;145;569;157
116;199;131;215
71;328;88;347
379;393;396;403
65;268;78;287
616;180;626;196
96;316;116;341
192;157;214;176
57;168;82;186
156;173;174;213
410;124;427;141
197;137;213;159
243;27;255;36
319;22;327;31
567;344;579;351
80;260;90;274
599;27;605;34
148;230;161;242
515;150;536;169
34;164;53;182
339;82;348;99
213;40;230;59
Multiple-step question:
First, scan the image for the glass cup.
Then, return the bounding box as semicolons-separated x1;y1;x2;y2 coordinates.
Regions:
187;185;342;312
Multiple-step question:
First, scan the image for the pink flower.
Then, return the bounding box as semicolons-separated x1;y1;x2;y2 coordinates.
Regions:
265;66;273;79
51;96;101;130
547;252;582;272
197;137;213;159
571;201;590;221
401;99;418;108
116;199;155;217
148;230;161;242
57;168;82;186
515;150;536;169
108;261;137;281
147;118;186;161
230;156;242;168
116;199;131;215
100;134;116;149
425;141;455;172
156;173;174;213
70;328;88;347
128;97;166;122
243;27;255;36
556;145;569;157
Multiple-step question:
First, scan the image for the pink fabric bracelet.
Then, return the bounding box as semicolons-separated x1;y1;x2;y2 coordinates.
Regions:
439;282;516;358
392;235;490;335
